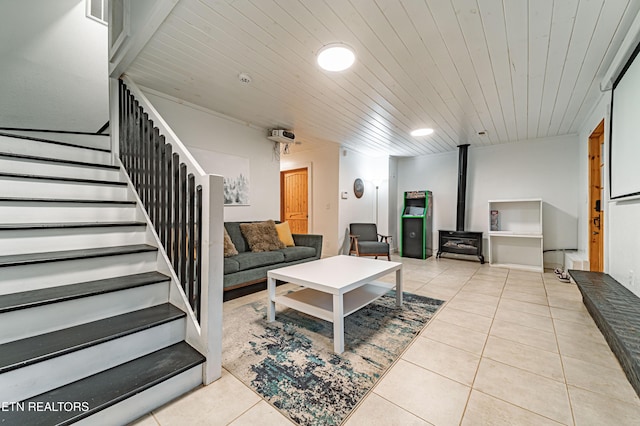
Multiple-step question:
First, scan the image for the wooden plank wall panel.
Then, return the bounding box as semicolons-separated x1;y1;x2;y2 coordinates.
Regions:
144;12;408;155
560;0;633;134
536;0;580;138
547;0;605;136
503;0;529;142
313;0;453;152
401;0;489;147
386;0;471;150
428;0;505;144
177;1;430;155
527;0;553;140
123;0;640;156
479;0;517;143
453;0;511;144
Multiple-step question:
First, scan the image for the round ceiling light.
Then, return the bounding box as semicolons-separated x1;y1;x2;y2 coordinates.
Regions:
317;43;355;72
410;128;434;137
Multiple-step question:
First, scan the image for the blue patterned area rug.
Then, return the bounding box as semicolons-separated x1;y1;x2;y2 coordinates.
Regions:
222;291;444;425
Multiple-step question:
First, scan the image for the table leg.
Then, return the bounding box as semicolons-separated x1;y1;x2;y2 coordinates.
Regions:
396;268;403;306
333;294;344;354
267;276;276;322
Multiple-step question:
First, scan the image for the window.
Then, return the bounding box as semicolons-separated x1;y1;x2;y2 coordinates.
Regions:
86;0;108;25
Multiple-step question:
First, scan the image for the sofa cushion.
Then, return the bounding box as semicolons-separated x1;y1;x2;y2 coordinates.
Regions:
224;222;249;253
232;251;285;271
240;220;285;252
357;241;389;255
223;228;239;257
223;258;240;274
278;246;316;262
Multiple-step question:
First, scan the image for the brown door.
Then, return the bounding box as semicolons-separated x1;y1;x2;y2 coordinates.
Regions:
588;120;605;272
280;167;308;234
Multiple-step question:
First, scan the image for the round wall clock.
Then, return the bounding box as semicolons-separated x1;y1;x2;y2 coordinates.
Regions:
353;178;364;198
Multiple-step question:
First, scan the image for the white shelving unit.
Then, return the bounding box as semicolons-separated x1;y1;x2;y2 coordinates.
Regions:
488;199;543;272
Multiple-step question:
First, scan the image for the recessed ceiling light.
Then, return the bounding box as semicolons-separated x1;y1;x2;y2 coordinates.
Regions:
317;43;355;72
410;128;434;137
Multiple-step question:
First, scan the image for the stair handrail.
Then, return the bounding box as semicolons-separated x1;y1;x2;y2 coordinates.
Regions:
115;75;223;384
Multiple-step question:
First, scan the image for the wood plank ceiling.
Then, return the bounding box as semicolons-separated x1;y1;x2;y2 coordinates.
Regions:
126;0;640;156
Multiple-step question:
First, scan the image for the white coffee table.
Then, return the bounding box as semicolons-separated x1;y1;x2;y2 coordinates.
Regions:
267;255;403;353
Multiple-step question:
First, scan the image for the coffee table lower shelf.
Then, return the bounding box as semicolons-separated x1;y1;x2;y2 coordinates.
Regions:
276;281;395;323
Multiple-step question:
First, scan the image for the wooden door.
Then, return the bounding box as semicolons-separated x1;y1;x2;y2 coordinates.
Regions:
280;167;308;234
588;120;605;272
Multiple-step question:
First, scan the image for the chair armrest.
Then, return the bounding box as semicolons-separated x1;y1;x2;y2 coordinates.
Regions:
292;234;323;259
377;234;392;243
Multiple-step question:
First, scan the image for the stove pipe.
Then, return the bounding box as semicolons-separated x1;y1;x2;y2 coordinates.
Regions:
456;144;470;232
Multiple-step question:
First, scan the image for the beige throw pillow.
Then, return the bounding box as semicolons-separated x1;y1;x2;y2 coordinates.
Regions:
275;221;296;247
223;228;239;257
240;220;285;252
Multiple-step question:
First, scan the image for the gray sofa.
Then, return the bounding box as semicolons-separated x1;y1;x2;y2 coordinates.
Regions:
223;221;323;291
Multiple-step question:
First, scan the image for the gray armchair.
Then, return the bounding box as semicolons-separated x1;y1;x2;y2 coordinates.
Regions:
349;223;391;260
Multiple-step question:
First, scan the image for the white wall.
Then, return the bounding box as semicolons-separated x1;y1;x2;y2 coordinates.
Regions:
579;90;640;297
398;136;580;267
338;148;390;255
281;143;340;256
141;89;280;222
0;0;108;131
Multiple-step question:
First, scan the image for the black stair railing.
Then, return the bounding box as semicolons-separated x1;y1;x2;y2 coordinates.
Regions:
119;80;203;321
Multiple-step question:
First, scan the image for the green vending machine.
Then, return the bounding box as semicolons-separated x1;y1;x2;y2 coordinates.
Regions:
400;191;433;259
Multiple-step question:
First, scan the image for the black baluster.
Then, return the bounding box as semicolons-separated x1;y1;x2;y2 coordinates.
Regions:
131;98;138;195
119;82;124;160
121;90;127;168
129;93;135;174
145;114;152;208
149;126;157;226
139;104;147;206
180;164;187;288
159;137;166;245
154;132;163;231
125;85;130;168
124;90;137;185
195;185;203;322
172;153;180;273
165;144;173;253
187;174;195;312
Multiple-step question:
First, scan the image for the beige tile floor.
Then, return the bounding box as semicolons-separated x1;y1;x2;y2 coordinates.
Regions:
133;256;640;425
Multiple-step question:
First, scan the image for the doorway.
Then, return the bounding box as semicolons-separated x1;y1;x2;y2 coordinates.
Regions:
280;167;309;234
588;120;605;272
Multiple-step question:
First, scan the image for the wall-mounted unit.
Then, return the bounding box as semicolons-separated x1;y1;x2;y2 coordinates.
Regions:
488;198;543;272
267;129;295;144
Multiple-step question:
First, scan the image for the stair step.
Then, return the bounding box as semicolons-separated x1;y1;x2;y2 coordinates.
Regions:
0;221;146;230
0;131;110;153
0;304;184;374
0;342;204;425
0;130;110;151
0;199;139;225
0;244;157;268
0;197;135;205
0;151;119;170
0;172;126;186
0;271;170;314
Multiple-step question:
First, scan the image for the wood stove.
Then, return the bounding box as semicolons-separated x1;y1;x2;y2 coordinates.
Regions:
436;144;485;263
438;230;484;263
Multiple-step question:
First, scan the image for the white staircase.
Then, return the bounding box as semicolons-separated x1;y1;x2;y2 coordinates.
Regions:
0;131;204;425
